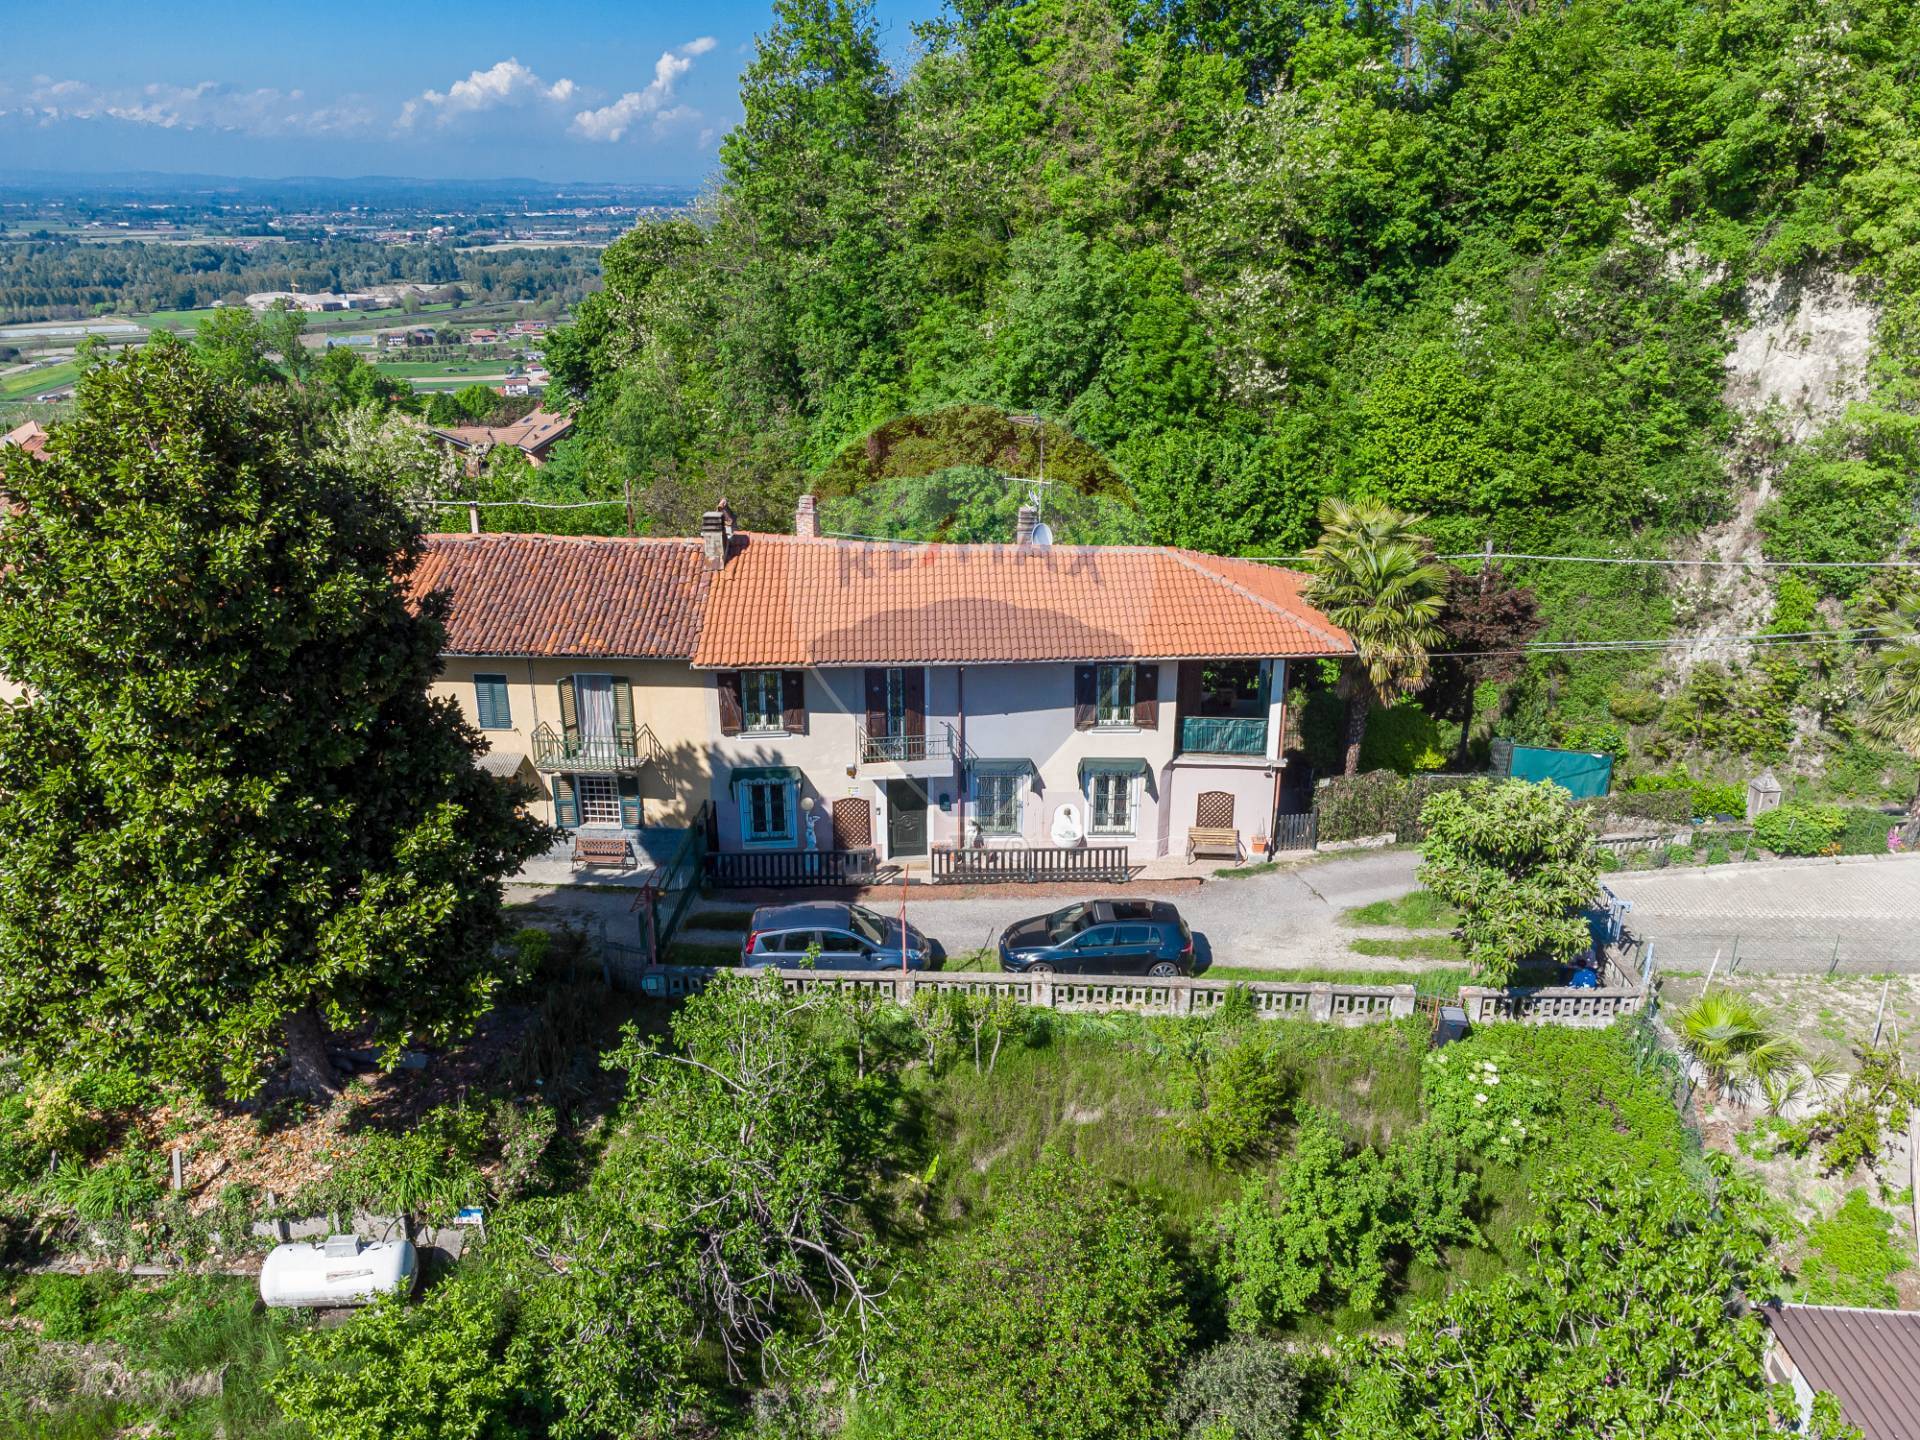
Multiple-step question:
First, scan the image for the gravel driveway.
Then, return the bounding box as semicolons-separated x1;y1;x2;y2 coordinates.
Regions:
513;848;1424;971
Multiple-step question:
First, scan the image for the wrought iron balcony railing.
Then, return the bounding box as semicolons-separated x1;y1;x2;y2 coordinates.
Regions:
855;721;964;766
532;721;656;772
1178;714;1269;757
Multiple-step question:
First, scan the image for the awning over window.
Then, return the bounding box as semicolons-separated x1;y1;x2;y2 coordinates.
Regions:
968;757;1033;777
730;765;800;792
1078;756;1150;784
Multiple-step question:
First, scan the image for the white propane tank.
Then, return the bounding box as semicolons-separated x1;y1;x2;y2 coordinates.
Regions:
259;1233;417;1309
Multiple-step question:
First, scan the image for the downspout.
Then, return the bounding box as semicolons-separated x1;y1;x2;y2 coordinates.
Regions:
956;666;967;847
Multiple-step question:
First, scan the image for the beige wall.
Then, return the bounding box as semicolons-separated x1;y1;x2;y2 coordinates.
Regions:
434;656;713;829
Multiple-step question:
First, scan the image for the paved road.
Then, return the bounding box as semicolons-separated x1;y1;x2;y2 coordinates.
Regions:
516;848;1425;971
1605;856;1920;973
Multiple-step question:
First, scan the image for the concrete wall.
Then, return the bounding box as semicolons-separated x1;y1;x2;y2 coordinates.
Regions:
433;656;711;829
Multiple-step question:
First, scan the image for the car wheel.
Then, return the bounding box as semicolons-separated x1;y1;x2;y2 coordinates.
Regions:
1025;962;1054;976
1146;961;1179;978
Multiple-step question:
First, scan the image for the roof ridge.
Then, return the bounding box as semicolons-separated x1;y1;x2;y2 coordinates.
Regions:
424;532;700;547
1164;549;1350;653
1770;1302;1920;1317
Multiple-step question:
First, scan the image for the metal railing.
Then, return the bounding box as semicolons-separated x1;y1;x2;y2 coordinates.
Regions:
1179;714;1268;756
931;844;1130;884
855;721;964;766
531;721;654;772
706;848;881;888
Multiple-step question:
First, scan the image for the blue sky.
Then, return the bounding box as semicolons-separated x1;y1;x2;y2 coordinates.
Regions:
0;0;947;183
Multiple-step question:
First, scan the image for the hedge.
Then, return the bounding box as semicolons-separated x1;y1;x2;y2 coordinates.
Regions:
1576;791;1691;830
1314;772;1475;843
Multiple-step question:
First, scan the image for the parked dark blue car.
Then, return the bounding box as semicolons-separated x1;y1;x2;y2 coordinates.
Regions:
997;899;1193;977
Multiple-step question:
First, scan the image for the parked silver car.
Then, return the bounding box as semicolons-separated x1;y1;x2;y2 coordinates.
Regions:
742;902;932;970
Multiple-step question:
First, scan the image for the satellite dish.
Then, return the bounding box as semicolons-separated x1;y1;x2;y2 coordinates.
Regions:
1029;521;1054;548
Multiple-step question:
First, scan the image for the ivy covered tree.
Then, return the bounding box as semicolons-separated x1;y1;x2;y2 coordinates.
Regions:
1423;561;1542;766
0;341;550;1099
1417;778;1600;985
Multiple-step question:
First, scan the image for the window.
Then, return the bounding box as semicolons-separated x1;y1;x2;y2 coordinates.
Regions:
743;670;786;734
474;674;512;730
741;778;796;845
1088;771;1135;835
973;772;1023;837
576;774;620;827
884;668;907;736
819;931;864;955
574;673;615;738
1096;664;1136;727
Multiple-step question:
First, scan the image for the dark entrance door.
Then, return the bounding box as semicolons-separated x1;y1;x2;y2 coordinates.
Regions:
885;779;928;858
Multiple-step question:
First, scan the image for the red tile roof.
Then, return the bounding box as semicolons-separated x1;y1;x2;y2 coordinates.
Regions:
1764;1304;1920;1440
430;408;572;456
413;533;711;658
1;421;50;460
689;534;1349;668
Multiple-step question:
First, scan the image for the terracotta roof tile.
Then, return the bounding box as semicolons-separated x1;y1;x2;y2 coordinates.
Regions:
413;533;710;658
429;408;572;455
689;534;1350;667
1;421;50;460
1764;1303;1920;1440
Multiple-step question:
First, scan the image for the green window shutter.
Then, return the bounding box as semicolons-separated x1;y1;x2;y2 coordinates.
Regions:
613;676;635;743
557;675;579;743
474;674;511;730
618;774;643;828
551;774;580;828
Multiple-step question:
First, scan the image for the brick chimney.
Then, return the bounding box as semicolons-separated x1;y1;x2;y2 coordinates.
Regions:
1015;503;1038;546
795;493;819;538
700;506;732;570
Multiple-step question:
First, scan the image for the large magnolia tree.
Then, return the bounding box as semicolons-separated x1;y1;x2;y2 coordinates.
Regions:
0;340;549;1099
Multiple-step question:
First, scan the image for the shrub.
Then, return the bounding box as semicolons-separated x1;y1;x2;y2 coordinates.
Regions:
322;1103;489;1219
1578;790;1691;828
1753;803;1845;856
1801;1190;1906;1308
1357;700;1448;774
271;1276;529;1440
861;1158;1192;1440
1175;1032;1293;1164
1422;1046;1558;1158
1165;1337;1302;1440
49;1149;165;1222
1837;808;1899;856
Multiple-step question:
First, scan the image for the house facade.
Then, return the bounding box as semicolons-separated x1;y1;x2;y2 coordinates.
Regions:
688;502;1348;865
412;533;714;836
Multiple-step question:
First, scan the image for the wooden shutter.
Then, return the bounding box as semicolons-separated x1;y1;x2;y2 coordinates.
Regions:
557;675;579;743
903;667;926;739
551;774;579;828
612;676;635;742
617;774;643;828
1177;660;1204;726
864;668;887;737
1134;664;1159;729
1073;665;1097;730
782;671;807;735
717;671;744;736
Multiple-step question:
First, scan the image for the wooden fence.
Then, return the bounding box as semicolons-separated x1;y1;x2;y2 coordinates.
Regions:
930;844;1130;884
638;964;1415;1024
706;848;879;888
1269;812;1317;853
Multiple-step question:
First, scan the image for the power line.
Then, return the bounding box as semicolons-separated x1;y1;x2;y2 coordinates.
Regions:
417;498;626;512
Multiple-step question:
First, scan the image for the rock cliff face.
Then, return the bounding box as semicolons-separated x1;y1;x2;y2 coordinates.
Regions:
1672;269;1881;667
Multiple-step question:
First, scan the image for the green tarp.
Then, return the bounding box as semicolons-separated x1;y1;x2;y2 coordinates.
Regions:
969;758;1033;777
1078;756;1151;785
1508;745;1612;800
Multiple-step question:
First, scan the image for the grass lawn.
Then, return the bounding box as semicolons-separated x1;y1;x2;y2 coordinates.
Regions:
371;360;501;377
1348;934;1465;962
0;360;81;400
1343;889;1458;929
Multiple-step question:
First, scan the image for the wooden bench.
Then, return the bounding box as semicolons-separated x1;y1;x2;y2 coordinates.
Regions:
1186;827;1242;864
572;834;635;869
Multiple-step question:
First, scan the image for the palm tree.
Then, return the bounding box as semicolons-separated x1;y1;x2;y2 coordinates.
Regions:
1859;591;1920;840
1303;497;1447;775
1677;992;1799;1106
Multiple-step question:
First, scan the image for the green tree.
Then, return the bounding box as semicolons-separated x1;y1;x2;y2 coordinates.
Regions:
192;305;279;387
1857;590;1920;837
1674;993;1799;1105
859;1157;1192;1440
1164;1336;1302;1440
1303;497;1446;775
0;341;550;1099
1417;778;1600;985
1329;1165;1797;1440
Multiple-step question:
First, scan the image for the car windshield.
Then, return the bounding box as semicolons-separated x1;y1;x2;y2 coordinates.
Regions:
847;905;887;946
1045;903;1092;943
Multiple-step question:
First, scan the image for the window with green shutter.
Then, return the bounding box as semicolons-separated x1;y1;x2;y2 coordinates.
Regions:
474;674;512;730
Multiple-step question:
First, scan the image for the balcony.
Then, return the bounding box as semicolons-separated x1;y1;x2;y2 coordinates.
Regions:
855;721;967;773
532;721;657;772
1179;714;1269;757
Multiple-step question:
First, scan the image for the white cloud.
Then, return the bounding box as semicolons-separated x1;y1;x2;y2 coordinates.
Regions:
570;39;714;143
396;58;578;131
0;76;375;137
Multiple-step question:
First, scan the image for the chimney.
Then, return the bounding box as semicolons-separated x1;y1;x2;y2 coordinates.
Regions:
795;493;819;538
1015;503;1038;546
700;508;731;570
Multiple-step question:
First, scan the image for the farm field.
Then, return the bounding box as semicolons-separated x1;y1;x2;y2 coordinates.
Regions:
0;360;81;401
